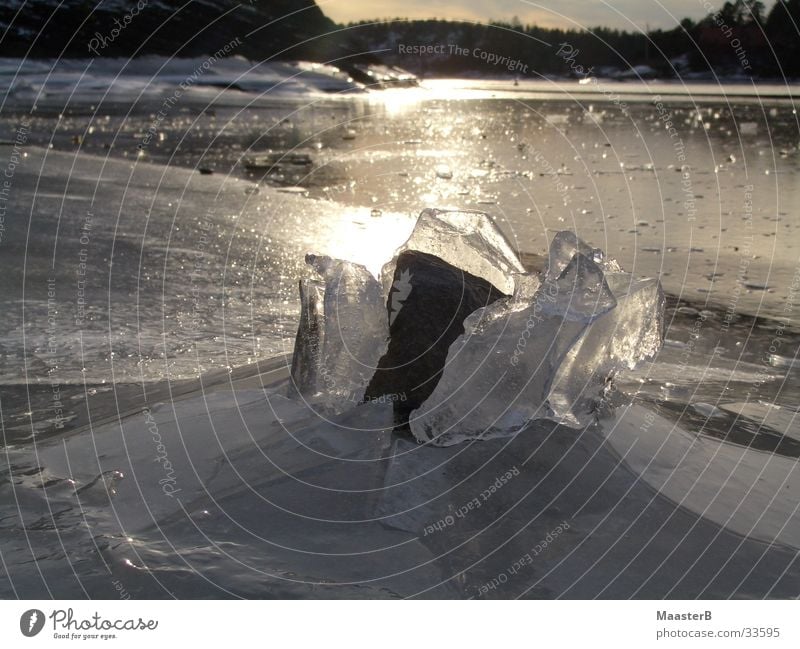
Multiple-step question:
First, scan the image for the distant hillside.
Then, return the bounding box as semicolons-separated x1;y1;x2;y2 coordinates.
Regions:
345;1;800;79
0;0;340;60
1;0;797;79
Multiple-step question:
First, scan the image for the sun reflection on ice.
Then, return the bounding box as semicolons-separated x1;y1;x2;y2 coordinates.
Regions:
369;87;429;117
324;208;417;277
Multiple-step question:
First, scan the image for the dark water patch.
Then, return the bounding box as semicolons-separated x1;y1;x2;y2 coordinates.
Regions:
640;396;800;459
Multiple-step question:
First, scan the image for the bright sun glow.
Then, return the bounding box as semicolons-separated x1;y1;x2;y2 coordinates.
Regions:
325;209;417;277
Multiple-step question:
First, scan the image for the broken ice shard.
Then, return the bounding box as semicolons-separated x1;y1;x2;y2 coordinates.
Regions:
288;209;664;444
539;253;618;321
380;208;526;298
408;234;663;445
364;209;522;422
289;254;388;410
543;230;620;283
289;278;324;395
410;253;621;445
547;272;664;427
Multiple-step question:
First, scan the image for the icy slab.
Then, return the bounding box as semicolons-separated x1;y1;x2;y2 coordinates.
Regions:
547;273;664;426
289;254;388;411
543;230;620;283
380;208;525;297
290;208;523;414
410;254;618;445
7;356;799;597
289;216;663;443
0;57;362;106
719;401;800;442
409;233;664;445
289;278;324;396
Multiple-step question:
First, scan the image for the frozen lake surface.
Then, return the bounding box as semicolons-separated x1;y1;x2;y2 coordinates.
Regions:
1;72;799;598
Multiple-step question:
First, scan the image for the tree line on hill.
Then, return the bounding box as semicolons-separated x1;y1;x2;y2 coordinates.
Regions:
1;0;797;79
344;0;800;79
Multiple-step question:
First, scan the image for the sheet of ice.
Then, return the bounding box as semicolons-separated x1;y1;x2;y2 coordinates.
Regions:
0;56;362;106
4;356;799;597
621;359;782;387
602;403;800;549
289;254;388;412
6;381;408;544
719;401;800;442
0;146;412;389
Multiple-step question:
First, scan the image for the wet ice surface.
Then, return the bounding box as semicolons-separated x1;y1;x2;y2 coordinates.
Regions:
6;85;798;322
1;84;800;598
0;146;416;438
2;353;799;599
0;57;362;102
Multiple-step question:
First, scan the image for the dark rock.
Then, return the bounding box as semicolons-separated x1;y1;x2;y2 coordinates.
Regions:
364;250;508;424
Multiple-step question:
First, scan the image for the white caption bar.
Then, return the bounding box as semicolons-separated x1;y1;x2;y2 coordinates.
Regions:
0;600;797;647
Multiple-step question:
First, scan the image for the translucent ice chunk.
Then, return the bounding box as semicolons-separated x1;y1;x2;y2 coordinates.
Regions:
410;254;616;445
543;231;594;282
547;273;665;426
538;253;617;321
512;272;541;302
544;230;620;283
290;221;663;442
409;239;663;446
380;208;525;297
289;254;388;409
289;278;324;397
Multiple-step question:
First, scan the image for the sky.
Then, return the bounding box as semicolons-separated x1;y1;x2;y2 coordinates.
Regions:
319;0;777;31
